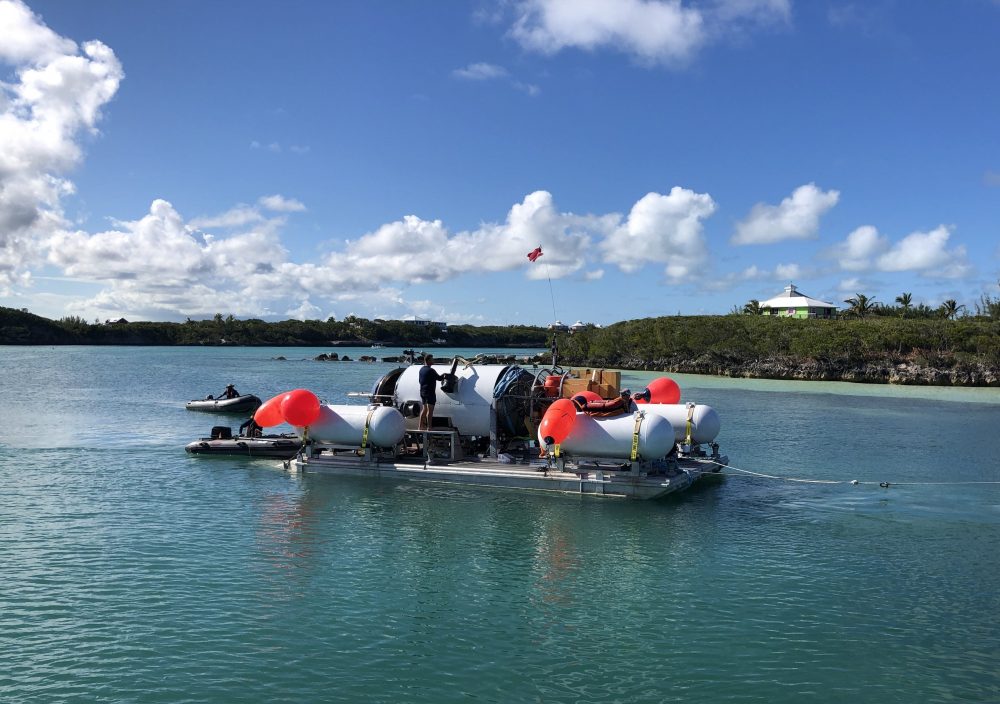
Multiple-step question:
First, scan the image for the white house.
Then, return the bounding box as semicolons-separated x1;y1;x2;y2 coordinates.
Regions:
760;284;837;319
399;315;448;329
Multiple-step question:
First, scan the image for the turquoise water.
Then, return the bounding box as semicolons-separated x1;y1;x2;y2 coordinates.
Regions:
2;346;998;703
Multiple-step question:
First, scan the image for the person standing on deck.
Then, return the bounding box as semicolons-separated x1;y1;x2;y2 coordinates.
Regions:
418;355;443;430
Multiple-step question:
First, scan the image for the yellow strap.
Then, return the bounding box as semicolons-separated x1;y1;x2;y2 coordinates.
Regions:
685;403;694;446
554;443;561;458
360;409;375;449
630;413;643;461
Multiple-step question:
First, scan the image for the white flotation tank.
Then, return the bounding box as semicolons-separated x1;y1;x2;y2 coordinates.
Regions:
392;364;512;435
541;411;675;460
639;403;720;444
298;405;405;447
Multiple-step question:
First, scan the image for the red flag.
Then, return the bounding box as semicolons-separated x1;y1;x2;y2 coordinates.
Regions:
527;246;543;262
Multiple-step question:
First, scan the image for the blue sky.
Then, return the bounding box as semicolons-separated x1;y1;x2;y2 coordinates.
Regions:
1;0;998;325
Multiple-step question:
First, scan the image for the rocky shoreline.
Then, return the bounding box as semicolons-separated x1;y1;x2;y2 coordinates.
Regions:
306;350;1000;387
560;354;1000;387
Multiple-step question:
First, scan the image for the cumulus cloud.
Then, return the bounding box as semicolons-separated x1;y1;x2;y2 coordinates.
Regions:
48;199;288;286
0;0;76;64
285;299;322;321
829;224;971;279
875;225;970;278
0;0;123;291
508;0;789;65
833;224;888;271
600;186;716;282
732;183;840;245
334;190;607;284
45;187;721;320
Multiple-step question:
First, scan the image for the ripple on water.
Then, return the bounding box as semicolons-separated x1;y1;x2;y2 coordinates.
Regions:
2;348;1000;702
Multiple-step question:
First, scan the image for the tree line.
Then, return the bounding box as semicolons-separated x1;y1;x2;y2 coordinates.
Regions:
5;305;1000;381
0;308;548;347
557;314;1000;371
738;288;1000;320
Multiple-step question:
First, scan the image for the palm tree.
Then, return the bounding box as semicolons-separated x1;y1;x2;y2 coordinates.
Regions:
939;299;965;320
843;293;876;319
895;292;913;317
743;299;762;315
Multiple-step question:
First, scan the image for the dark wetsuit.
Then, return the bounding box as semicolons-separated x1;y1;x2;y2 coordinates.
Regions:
418;366;443;405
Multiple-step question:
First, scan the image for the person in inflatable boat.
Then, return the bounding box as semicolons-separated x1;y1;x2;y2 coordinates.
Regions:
220;384;240;399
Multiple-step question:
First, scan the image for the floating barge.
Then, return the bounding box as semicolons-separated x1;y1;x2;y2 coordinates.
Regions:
289;430;724;499
276;361;726;500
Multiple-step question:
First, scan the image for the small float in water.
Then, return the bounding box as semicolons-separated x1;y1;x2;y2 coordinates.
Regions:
228;361;726;500
185;394;262;414
185;425;302;458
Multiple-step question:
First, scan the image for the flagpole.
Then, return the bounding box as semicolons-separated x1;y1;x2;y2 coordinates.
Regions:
545;264;557;323
527;245;559;367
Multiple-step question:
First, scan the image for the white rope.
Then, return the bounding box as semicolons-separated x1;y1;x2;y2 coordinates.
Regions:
690;458;1000;487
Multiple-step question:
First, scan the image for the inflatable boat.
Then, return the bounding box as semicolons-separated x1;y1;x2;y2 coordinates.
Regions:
185;394;262;414
185;425;301;458
246;362;727;500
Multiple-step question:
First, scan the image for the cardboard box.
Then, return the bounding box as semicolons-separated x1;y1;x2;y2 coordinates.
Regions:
596;383;617;398
560;378;591;397
600;370;620;388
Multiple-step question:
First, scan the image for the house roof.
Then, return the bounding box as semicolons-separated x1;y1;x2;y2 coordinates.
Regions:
760;284;836;309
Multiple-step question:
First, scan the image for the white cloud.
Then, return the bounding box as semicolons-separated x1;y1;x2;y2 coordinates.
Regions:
508;0;789;65
774;262;801;280
286;299;321;321
334;190;604;284
0;0;123;290
600;186;716;282
511;0;705;63
732;183;840;244
833;224;888;271
704;260;806;291
259;194;306;212
875;225;970;278
838;276;868;294
41;188;718;319
451;62;540;96
0;0;76;64
189;204;263;229
187;194;304;229
452;62;509;80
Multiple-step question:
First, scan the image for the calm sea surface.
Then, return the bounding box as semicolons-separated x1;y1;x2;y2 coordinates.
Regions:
2;346;999;703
